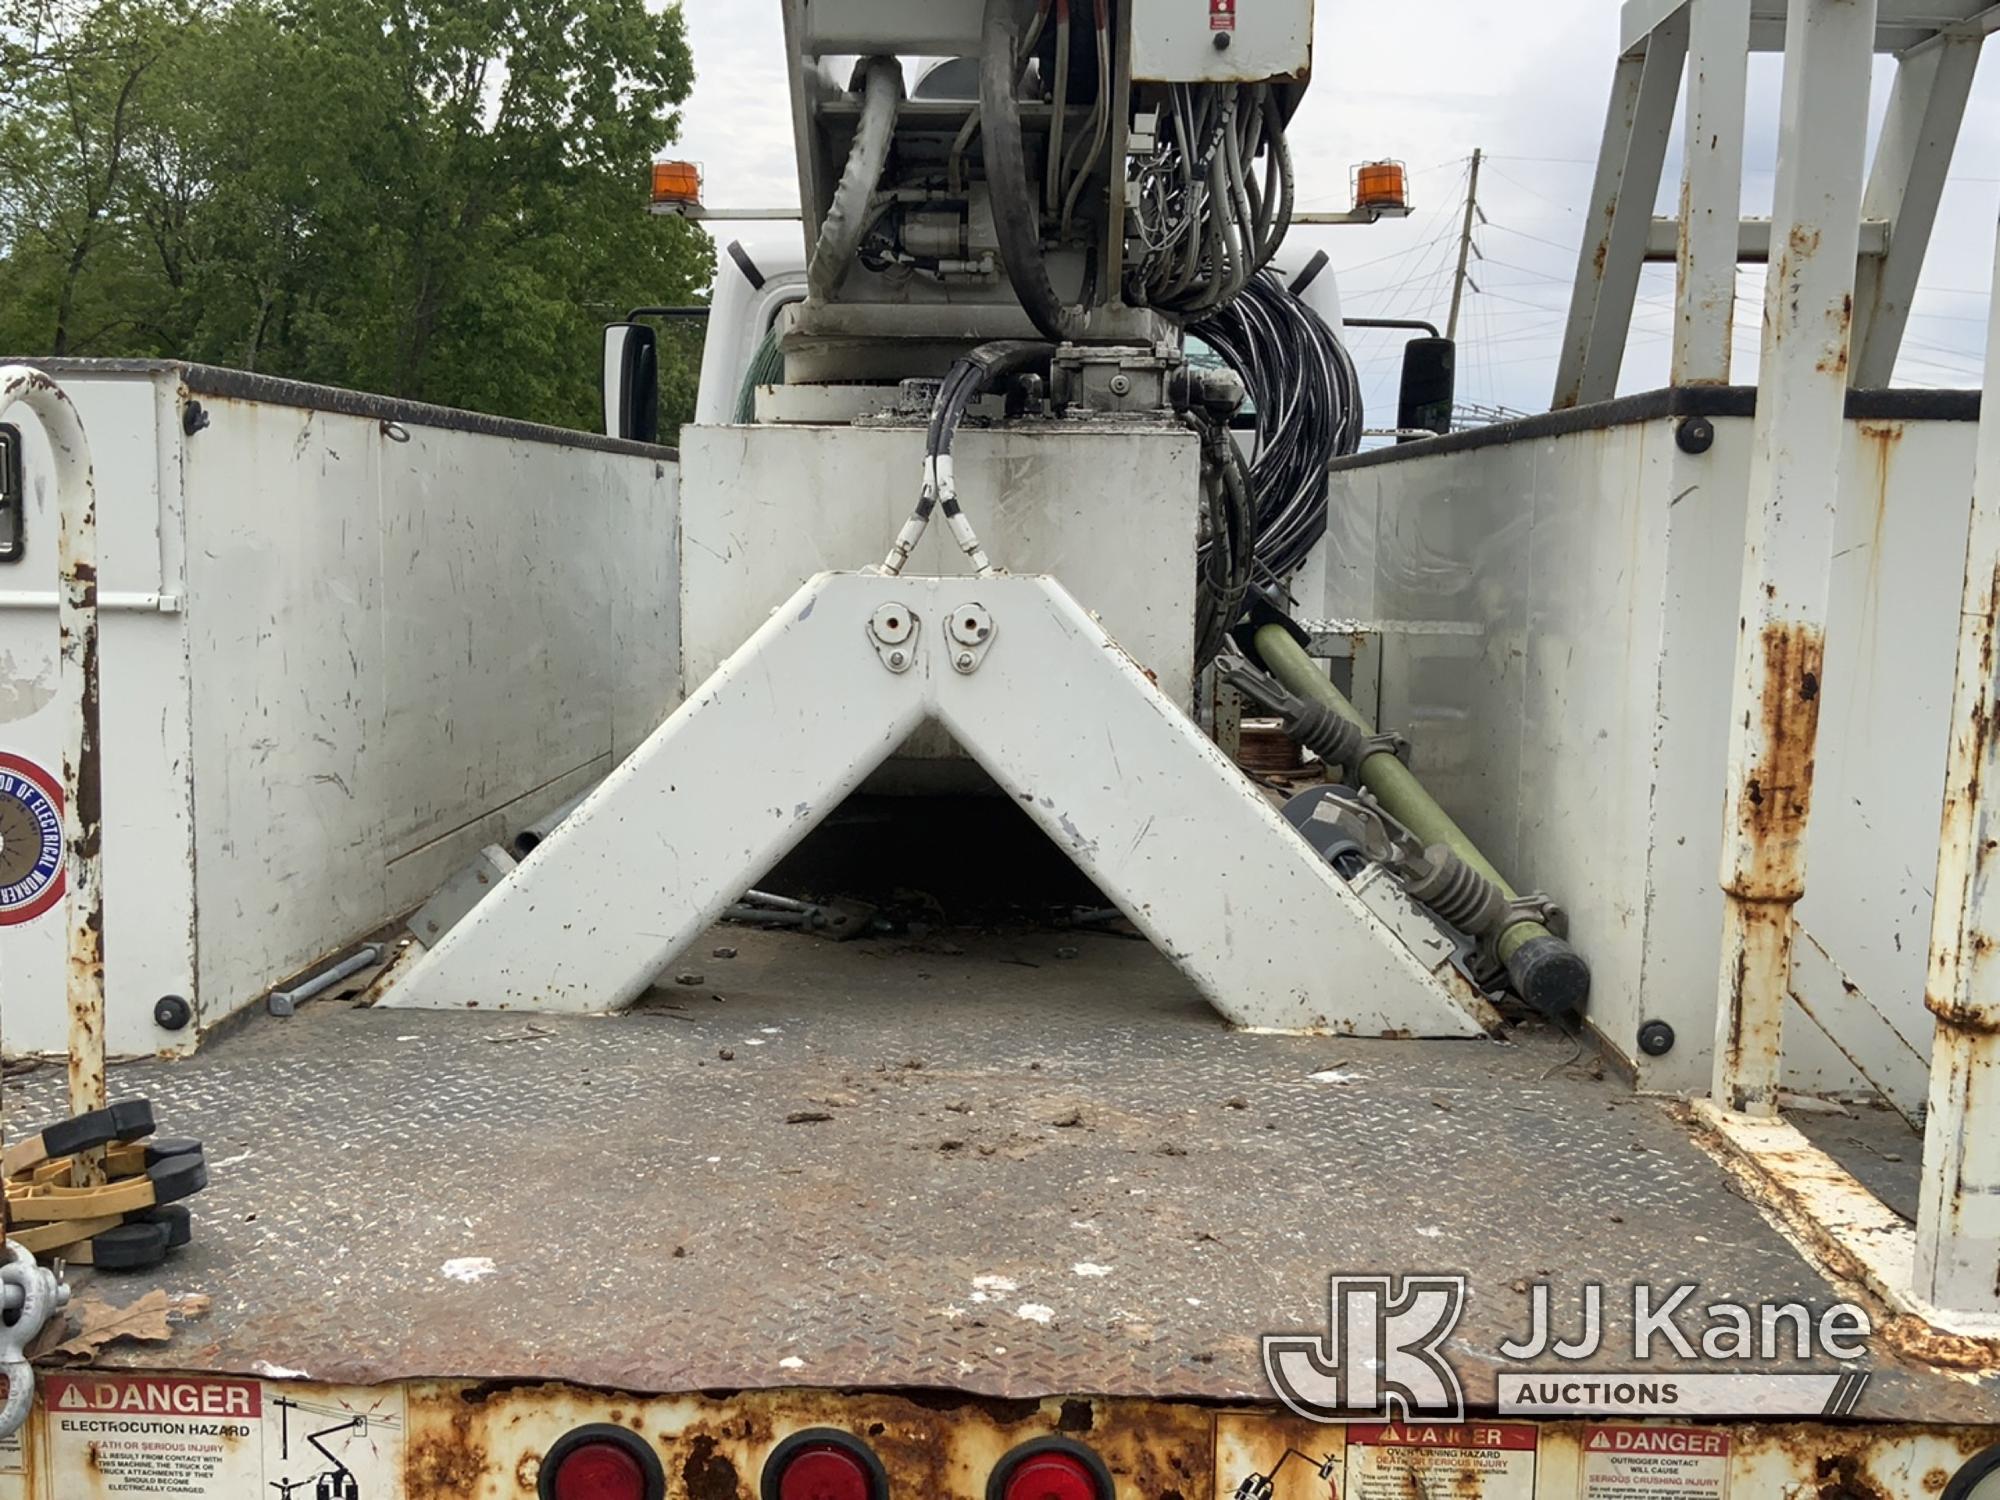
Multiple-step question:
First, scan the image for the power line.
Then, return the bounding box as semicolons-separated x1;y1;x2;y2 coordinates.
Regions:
1481;161;1582;217
1482;221;1579;257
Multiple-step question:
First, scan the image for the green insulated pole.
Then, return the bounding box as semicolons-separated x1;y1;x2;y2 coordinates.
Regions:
1254;623;1590;1017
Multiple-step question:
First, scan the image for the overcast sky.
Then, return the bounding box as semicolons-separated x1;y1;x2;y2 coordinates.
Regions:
670;2;2000;422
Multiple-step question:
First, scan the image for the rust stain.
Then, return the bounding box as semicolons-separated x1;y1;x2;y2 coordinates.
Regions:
1729;621;1828;901
1926;994;2000;1034
1094;1399;1210;1500
683;1433;743;1500
1717;877;1794;1108
1732;1424;2000;1499
58;447;108;1174
1877;1311;2000;1374
407;1405;493;1498
1818;293;1857;375
1695;1116;2000;1378
1814;1450;1893;1500
1931;552;2000;1026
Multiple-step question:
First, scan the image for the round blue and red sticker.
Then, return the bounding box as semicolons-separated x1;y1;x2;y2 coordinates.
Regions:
0;752;64;925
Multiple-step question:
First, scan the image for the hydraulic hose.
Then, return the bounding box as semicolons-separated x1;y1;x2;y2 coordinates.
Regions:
979;0;1088;342
1251;622;1592;1019
881;340;1055;576
808;57;903;303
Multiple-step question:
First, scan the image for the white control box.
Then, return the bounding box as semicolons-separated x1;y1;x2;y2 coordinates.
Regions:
1130;0;1314;84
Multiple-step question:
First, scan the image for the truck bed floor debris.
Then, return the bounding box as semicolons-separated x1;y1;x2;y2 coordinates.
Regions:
9;928;1989;1423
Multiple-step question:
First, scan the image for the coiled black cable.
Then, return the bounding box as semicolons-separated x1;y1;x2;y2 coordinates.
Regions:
1191;272;1363;583
1193;411;1255;669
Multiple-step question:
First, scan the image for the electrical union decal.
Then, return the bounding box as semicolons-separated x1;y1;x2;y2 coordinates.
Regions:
0;752;64;925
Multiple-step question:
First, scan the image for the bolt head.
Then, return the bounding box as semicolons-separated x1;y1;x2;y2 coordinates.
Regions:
1637;1020;1676;1057
889;650;907;668
1675;415;1716;455
957;652;975;669
154;994;193;1031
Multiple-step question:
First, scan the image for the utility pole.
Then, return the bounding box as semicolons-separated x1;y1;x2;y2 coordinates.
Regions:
1446;148;1485;342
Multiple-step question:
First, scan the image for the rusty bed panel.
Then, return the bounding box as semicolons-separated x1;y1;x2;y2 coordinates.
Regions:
4;1377;1998;1499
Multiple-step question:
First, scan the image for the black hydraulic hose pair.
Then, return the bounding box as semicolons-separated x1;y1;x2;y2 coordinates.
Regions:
880;341;1055;577
927;341;1053;458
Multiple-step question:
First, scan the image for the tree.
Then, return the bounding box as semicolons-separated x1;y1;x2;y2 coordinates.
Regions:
0;1;190;355
0;0;712;434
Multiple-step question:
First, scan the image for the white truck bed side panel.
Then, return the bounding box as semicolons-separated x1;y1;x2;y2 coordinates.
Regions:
180;395;679;1019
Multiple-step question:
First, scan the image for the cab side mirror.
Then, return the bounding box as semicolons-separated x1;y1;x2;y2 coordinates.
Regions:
1397;337;1455;440
602;323;660;442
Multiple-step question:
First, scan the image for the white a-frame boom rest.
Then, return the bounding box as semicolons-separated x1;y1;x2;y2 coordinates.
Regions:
386;572;1497;1036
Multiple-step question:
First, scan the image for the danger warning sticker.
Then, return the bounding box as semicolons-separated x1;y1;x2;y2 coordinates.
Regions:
1345;1424;1538;1499
1211;0;1237;31
264;1385;405;1500
1582;1426;1730;1498
47;1375;262;1496
42;1375;405;1498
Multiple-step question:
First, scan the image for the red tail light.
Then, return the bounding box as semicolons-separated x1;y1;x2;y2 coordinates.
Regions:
1004;1454;1100;1500
989;1440;1113;1500
539;1426;664;1500
778;1444;872;1500
762;1430;890;1500
553;1444;644;1500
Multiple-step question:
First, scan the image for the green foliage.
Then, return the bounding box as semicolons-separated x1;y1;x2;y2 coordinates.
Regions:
0;0;712;434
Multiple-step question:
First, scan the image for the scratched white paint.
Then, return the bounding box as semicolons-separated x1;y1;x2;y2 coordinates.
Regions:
0;649;56;723
387;573;1494;1035
678;423;1202;790
0;364;679;1059
1326;411;1980;1097
182;388;679;1025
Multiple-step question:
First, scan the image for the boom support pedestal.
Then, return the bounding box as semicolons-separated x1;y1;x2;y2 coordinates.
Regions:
386;573;1496;1037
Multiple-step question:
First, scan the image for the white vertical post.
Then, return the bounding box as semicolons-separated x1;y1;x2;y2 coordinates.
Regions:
1849;34;1980;389
1913;213;2000;1330
0;369;106;1181
1554;8;1689;410
1555;53;1647;409
1710;0;1877;1117
1673;0;1752;384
